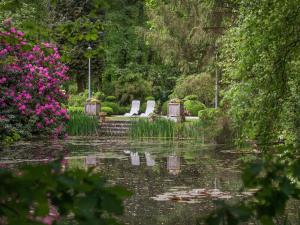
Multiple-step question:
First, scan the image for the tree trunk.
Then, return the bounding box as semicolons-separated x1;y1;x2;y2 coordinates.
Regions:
76;75;85;93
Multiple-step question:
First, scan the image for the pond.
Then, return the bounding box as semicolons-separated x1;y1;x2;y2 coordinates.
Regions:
0;137;244;225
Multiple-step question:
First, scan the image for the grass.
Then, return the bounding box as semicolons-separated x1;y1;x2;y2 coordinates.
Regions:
129;118;205;140
66;112;99;136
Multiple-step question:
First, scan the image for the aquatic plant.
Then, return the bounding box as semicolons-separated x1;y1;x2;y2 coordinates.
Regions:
66;112;99;136
130;118;207;140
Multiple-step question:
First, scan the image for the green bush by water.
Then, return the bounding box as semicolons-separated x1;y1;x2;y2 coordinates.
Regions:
66;112;99;136
130;118;205;139
184;100;206;116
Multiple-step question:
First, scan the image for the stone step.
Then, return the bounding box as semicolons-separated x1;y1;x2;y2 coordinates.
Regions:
102;120;135;124
100;124;132;128
100;127;129;131
98;120;133;136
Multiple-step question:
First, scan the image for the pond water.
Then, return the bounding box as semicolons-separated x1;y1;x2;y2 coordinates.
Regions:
0;137;244;225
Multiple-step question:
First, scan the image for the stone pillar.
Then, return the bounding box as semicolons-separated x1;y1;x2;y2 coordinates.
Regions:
168;99;185;122
85;99;101;116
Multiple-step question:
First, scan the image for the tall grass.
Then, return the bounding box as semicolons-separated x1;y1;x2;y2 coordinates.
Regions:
66;112;99;136
130;118;205;140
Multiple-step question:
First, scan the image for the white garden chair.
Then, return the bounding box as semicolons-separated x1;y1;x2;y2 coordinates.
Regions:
124;100;140;116
140;100;155;117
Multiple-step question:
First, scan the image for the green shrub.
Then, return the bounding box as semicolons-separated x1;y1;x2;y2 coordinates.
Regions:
102;102;120;115
101;107;113;115
145;96;155;101
171;73;215;106
105;96;117;102
198;108;221;123
140;102;147;113
68;90;90;107
184;100;206;116
94;91;106;101
161;101;169;115
119;106;130;115
184;95;198;101
68;94;86;107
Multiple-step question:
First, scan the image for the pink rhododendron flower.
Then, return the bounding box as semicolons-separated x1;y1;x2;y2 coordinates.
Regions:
0;25;69;137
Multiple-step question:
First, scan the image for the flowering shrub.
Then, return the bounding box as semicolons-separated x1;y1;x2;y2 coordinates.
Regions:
0;22;69;144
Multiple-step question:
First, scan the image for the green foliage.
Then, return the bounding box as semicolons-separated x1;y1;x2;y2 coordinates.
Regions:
0;0;52;40
203;0;300;224
66;112;99;136
198;108;220;124
102;102;121;115
119;106;130;115
101;107;113;116
140;102;147;113
52;1;106;93
130;118;209;140
172;73;215;106
94;91;106;101
0;129;21;147
105;96;117;102
221;0;300;148
144;0;223;74
68;91;88;107
161;101;169;115
0;161;130;225
68;106;84;113
203;146;300;225
184;95;198;101
114;72;152;104
145;96;155;101
184;100;206;116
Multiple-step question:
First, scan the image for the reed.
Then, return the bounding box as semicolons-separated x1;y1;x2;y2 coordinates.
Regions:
66;112;99;136
130;118;204;140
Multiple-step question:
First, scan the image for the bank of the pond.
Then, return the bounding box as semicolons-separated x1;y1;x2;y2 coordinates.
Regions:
66;113;221;142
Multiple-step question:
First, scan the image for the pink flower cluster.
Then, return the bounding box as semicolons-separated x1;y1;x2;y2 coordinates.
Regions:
0;25;69;137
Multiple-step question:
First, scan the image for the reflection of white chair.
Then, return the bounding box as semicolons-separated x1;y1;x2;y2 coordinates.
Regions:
140;100;155;117
130;152;140;166
145;152;155;166
124;100;140;116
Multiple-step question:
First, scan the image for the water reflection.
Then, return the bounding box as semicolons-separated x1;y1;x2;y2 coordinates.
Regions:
0;138;244;225
85;155;97;167
145;152;155;167
167;155;181;175
130;152;140;166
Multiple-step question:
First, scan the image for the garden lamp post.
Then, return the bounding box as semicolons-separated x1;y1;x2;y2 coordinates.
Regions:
87;45;92;99
214;45;219;109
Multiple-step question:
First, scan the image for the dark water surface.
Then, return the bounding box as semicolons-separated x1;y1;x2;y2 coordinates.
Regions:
0;137;244;225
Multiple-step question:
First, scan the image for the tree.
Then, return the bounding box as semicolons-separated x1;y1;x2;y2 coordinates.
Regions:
143;0;231;75
204;0;300;224
52;0;106;93
221;0;300;147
